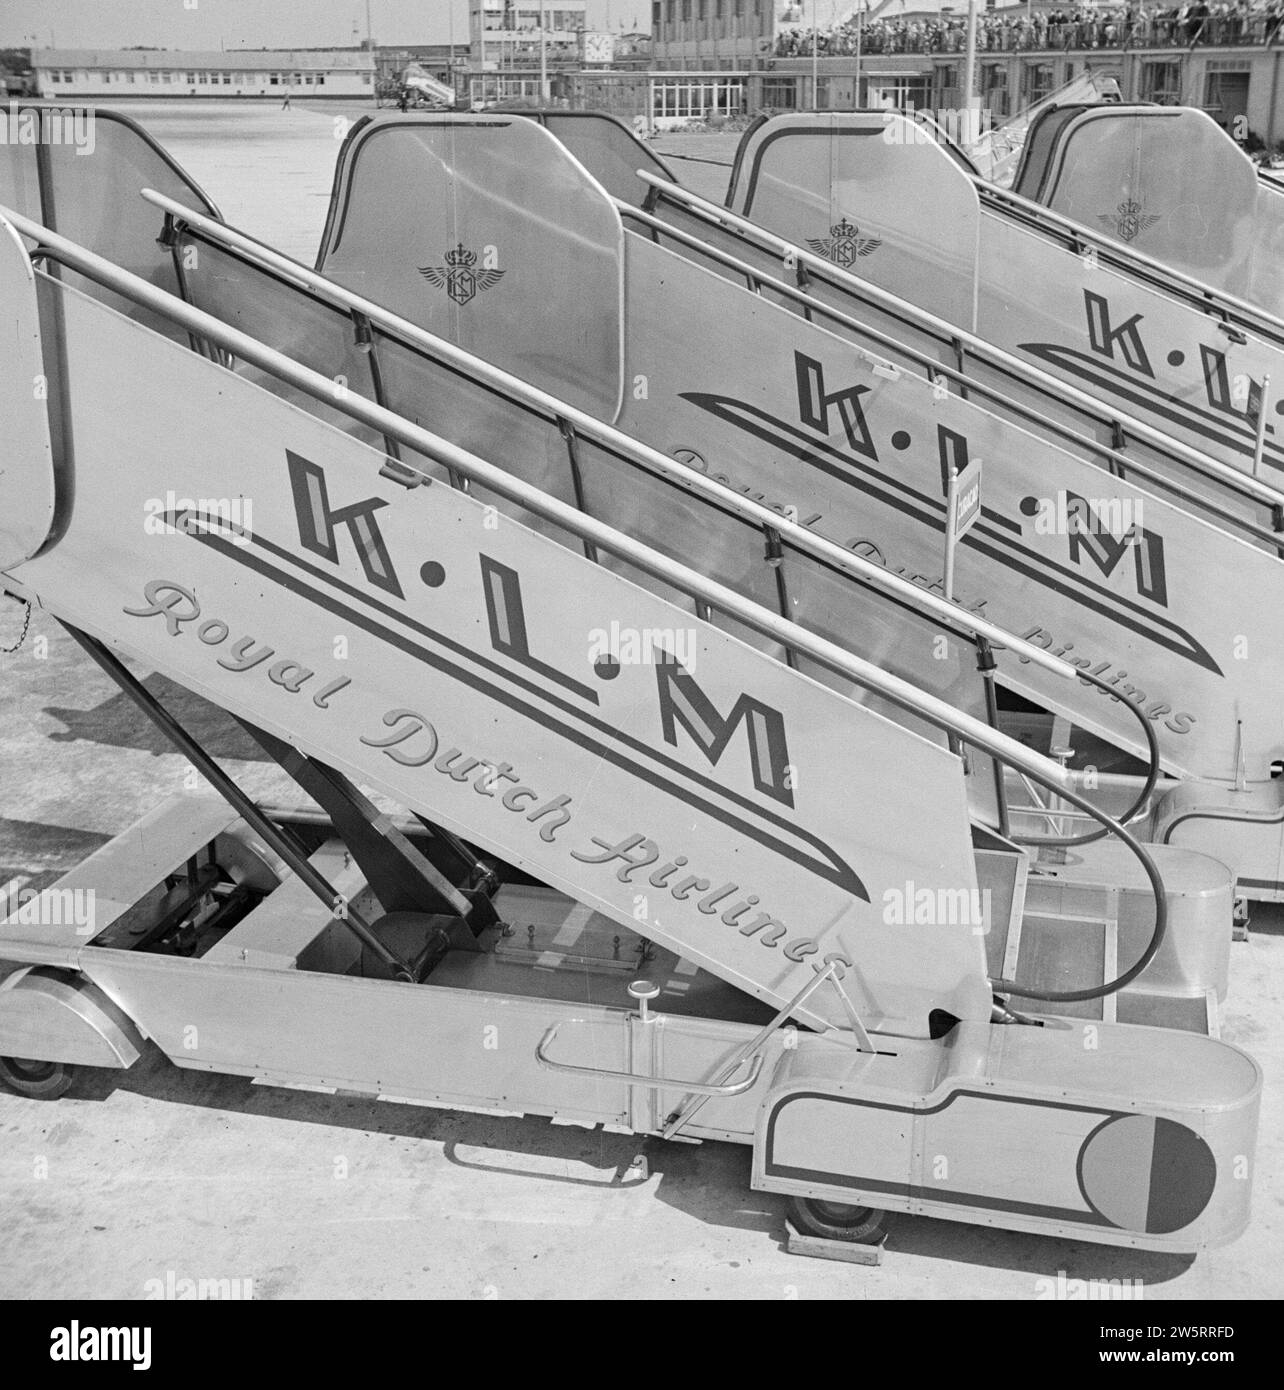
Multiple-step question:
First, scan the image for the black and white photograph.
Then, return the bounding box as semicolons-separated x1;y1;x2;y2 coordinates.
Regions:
0;0;1278;1334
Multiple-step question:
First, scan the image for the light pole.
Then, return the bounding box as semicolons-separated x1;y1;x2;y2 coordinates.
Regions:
812;0;819;111
855;1;864;107
963;0;978;114
540;0;548;102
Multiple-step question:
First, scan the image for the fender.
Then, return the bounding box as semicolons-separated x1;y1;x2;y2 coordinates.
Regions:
0;967;145;1069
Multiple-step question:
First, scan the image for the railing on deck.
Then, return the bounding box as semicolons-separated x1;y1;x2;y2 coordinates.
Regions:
773;13;1284;59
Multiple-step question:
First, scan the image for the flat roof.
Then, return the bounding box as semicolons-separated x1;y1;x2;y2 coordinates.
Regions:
30;48;374;71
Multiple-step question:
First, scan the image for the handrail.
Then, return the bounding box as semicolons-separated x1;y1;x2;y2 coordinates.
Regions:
636;170;1284;521
5;206;1065;790
1012;665;1161;847
981;178;1284;347
138;188;1078;680
139;191;1180;821
4;205;1168;1004
624;197;1283;552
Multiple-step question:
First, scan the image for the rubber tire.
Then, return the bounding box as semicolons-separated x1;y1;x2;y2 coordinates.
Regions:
0;1056;74;1099
788;1195;887;1244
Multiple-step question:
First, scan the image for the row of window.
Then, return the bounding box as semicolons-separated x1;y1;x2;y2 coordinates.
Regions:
652;76;744;116
44;68;372;86
481;8;585;30
652;0;765;18
758;59;1246;116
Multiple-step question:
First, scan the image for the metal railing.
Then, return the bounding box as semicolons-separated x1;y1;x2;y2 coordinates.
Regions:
139;184;1178;834
636;169;1284;540
138;187;1185;842
773;15;1284;58
980;178;1284;352
138;189;1088;676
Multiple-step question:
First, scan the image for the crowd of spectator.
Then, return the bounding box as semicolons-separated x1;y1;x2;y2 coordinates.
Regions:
773;2;1284;57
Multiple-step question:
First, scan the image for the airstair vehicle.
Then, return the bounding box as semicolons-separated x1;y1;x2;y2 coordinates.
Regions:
3;107;1270;1011
962;70;1121;188
466;108;1284;903
401;65;456;110
0;108;1262;1252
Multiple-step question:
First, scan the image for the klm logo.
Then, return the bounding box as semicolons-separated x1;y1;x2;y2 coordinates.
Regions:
285;451;799;808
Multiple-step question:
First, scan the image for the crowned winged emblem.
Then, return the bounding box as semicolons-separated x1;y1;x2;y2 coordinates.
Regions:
807;218;882;267
1098;200;1160;243
418;243;506;305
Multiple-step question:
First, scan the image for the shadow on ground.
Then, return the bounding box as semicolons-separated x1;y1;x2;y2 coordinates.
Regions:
44;674;268;760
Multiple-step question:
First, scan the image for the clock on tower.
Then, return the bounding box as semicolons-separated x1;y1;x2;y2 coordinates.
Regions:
580;31;615;64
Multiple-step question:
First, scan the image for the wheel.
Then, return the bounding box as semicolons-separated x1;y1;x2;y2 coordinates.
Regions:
788;1195;887;1244
0;1056;75;1099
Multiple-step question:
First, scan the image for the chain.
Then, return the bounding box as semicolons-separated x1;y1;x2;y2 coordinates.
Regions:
0;595;32;654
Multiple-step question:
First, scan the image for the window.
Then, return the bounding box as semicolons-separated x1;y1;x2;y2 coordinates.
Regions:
868;75;932;111
1205;66;1250;131
316;73;325;85
760;76;798;110
1140;60;1182;105
652;77;745;119
981;63;1009;117
221;72;232;85
1024;62;1054;103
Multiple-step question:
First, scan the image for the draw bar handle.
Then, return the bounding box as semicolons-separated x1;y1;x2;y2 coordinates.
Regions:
535;1022;765;1098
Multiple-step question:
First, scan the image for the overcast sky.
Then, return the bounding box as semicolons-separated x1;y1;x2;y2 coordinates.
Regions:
0;1;652;50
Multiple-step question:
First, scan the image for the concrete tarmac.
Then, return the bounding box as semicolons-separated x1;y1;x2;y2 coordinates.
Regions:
0;102;1279;1300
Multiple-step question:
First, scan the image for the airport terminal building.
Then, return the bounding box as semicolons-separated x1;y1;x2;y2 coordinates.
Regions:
651;1;1284;143
29;48;376;99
